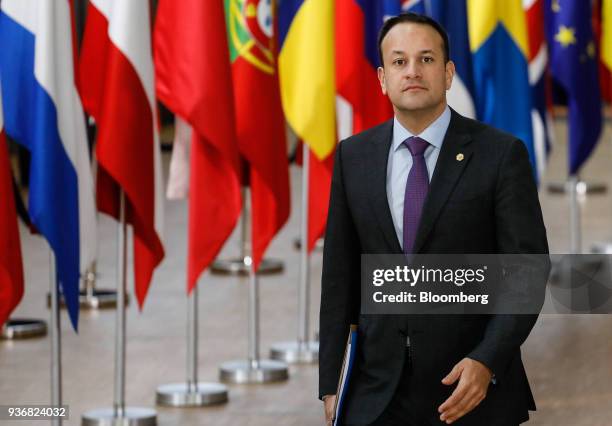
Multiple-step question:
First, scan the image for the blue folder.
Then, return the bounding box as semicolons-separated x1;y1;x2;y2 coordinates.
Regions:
333;324;358;426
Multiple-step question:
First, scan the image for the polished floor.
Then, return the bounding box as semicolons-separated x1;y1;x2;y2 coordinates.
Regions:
1;116;612;425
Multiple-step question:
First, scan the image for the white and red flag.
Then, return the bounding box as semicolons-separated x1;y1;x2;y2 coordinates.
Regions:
79;0;164;307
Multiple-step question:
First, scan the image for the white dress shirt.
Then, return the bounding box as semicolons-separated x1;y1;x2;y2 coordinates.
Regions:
386;105;451;250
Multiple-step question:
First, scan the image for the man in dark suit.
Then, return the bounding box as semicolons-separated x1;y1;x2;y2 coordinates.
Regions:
320;13;549;426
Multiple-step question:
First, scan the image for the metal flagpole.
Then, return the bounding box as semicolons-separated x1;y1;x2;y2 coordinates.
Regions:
568;175;582;254
211;187;284;275
156;275;228;406
551;176;582;286
78;152;125;309
114;190;127;419
82;190;156;426
219;188;289;383
551;175;605;288
49;249;62;426
270;143;319;363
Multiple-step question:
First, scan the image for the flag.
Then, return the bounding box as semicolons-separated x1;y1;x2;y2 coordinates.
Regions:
546;0;602;175
336;0;394;139
404;0;477;119
525;0;554;183
0;84;24;328
595;0;612;102
603;0;612;73
279;0;336;252
79;0;164;307
468;1;537;176
154;0;241;291
225;0;291;270
166;117;191;200
0;0;97;329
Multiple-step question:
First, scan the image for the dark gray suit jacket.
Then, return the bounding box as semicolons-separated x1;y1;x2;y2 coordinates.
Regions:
319;109;550;425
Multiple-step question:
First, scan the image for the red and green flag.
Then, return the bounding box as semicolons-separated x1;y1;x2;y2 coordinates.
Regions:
226;0;290;270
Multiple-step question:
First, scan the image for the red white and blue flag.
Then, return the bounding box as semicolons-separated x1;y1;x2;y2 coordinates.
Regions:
0;0;97;329
525;0;554;182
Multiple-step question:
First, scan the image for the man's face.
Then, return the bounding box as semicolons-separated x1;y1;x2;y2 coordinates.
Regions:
377;22;454;114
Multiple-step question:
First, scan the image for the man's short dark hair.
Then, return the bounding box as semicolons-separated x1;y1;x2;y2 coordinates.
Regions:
377;13;450;66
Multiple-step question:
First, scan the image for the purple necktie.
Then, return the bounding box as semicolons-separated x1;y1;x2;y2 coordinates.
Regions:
403;136;430;254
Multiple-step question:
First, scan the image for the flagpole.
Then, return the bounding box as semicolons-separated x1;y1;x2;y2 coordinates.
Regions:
568;175;582;254
550;175;605;289
155;276;228;407
211;187;284;276
219;188;289;384
114;190;127;418
270;143;319;364
77;142;125;309
82;190;156;426
49;249;62;426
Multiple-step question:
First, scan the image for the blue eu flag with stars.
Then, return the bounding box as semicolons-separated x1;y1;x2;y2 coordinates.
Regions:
546;0;602;175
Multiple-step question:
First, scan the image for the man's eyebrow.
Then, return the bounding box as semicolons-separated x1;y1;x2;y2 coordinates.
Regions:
389;49;437;56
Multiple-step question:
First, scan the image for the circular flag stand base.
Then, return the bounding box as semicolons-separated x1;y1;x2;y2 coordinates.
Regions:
219;359;288;384
1;319;47;340
269;341;319;364
293;237;324;251
81;407;156;426
547;181;607;195
155;382;228;407
46;290;129;310
591;242;612;254
210;258;283;276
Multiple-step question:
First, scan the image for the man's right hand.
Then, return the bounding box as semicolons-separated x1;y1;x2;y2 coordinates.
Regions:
323;394;337;425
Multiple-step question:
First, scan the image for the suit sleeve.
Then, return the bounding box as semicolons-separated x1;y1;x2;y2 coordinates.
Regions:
319;141;361;399
467;138;550;382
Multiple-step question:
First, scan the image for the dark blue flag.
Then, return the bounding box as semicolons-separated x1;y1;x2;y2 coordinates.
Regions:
546;0;602;175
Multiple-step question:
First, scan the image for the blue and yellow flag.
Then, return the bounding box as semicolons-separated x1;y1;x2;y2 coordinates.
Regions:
467;1;536;175
546;0;602;175
278;0;335;160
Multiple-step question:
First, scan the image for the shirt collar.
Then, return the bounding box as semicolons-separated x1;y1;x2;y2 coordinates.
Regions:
392;105;451;152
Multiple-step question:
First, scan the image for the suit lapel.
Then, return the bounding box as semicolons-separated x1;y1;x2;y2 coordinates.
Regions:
412;110;473;253
367;120;403;253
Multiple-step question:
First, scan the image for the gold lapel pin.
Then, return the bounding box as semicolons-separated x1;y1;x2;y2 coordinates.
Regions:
456;153;464;161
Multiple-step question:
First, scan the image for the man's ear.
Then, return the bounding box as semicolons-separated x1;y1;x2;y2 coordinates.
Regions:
445;60;455;91
377;67;387;95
